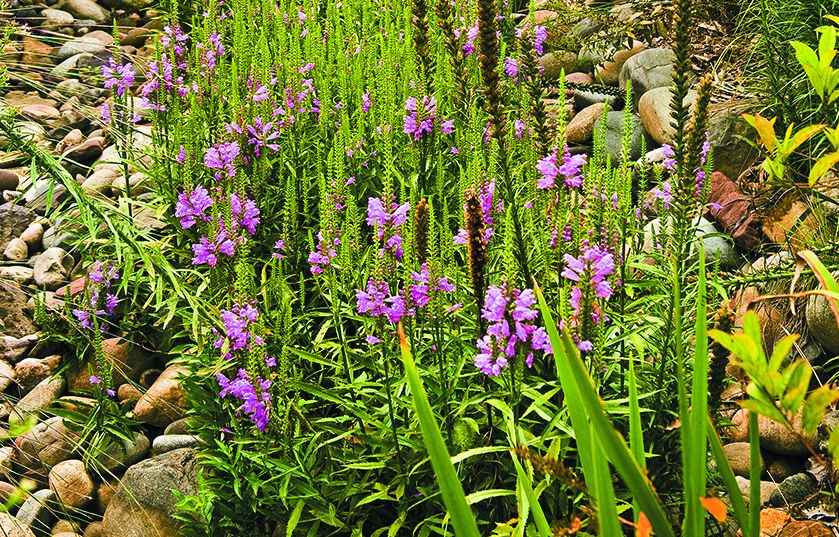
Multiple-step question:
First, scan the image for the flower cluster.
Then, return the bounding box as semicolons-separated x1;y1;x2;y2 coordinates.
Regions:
357;278;409;324
217;369;272;432
204;141;240;180
102;58;136;98
181;192;260;266
474;283;551;377
213;301;264;360
536;145;586;190
409;264;456;309
403;95;454;142
175;185;213;228
367;197;410;260
308;228;341;274
561;244;615;352
72;262;120;331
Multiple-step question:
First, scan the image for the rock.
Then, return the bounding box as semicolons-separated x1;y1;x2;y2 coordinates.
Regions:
0;203;37;253
56;36;108;61
152;434;202;454
82;169;119;197
163;417;192;436
769;472;817;506
0;360;15;392
728;408;750;442
33;247;74;288
4;238;28;261
593;111;651;164
723;442;761;477
0;334;38;363
40;8;75;30
564;72;593;85
595;41;647;85
15;355;62;393
60;0;108;22
643;217;740;269
0;514;36;537
779;520;833;536
101;448;198;537
766;457;803;481
117;383;142;404
735;475;779;506
759;508;791;536
566;103;608;144
619;48;676;107
573;88;622;110
806;279;839;356
708;171;764;252
111;173;150;197
539;51;584;80
708;101;761;181
19;223;44;251
638;87;697;144
93;432;149;473
16;488;55;534
10;376;66;427
41;225;73;251
53;519;80;534
0;266;34;284
16;417;79;467
0;281;37;338
0;170;19;191
133;365;188;427
0;446;14;478
64;139;104;164
20;37;55;67
19;104;61;123
67;338;154;393
49;460;94;508
83;522;103;537
759;413;817;456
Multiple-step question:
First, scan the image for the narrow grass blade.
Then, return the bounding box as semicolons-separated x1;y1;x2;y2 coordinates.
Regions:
535;283;675;537
512;456;554;537
398;324;481;537
707;415;750;535
627;352;645;523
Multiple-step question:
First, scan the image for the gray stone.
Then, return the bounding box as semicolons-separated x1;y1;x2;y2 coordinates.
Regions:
56;36;107;61
152;434;202;454
163;417;192;436
592;111;650;163
101;448;198;537
10;376;66;427
769;472;817;506
60;0;108;22
0;334;38;363
81;169;118;197
19;222;43;250
33;247;73;288
40;8;74;30
0;281;37;338
573;88;621;110
734;475;779;506
642;217;740;270
111;173;150;197
41;226;73;251
619;48;675;107
638;87;698;144
16;488;55;534
539;51;584;80
806;275;839;356
708;101;760;181
94;432;149;473
4;238;28;261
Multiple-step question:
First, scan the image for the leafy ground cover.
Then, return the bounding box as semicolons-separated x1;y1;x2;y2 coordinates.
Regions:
0;0;839;536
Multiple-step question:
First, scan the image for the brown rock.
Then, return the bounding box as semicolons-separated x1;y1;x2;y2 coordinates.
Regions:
15;417;81;468
759;412;817;457
10;376;66;427
766;457;803;481
779;520;833;537
595;41;647;85
63;139;104;164
84;522;104;537
0;514;36;537
566;103;608;144
133;365;188;427
729;408;750;442
117;383;142;404
760;508;791;536
708;171;764;251
0;170;19;191
15;355;62;392
19;104;61;123
20;37;55;66
49;459;94;508
67;337;154;393
96;478;119;513
762;192;817;251
723;442;762;477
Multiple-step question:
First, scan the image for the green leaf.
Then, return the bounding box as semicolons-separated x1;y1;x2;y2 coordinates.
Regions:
707;416;752;536
768;334;799;372
803;386;839;435
809;151;839;185
398;325;481;537
743;113;779;151
512;456;554;537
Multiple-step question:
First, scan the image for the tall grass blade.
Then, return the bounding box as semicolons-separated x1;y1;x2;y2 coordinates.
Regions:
707;415;751;535
397;325;481;537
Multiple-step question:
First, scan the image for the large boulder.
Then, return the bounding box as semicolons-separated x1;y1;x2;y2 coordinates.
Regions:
101;448;199;537
708;100;760;181
592;111;650;163
66;338;154;393
49;459;95;508
15;417;81;468
33;248;74;289
10;376;66;427
618;48;675;107
805;273;839;356
708;171;764;252
133;365;188;427
637;87;697;144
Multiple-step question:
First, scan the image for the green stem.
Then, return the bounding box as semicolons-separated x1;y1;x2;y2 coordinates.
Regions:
748;411;760;537
383;355;406;476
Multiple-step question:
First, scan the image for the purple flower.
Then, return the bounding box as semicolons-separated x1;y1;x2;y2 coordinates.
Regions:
366;335;381;345
273;239;286;260
204;141;240;180
536;149;558;189
265;356;277;367
463;21;478;56
217;369;272;432
653;181;673;211
662;144;677;171
175;185;213;229
213;301;263;360
89;375;101;385
504;57;519;79
533;25;547;56
102;58;135;97
559;148;586;188
309;229;340;274
362;92;371;113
